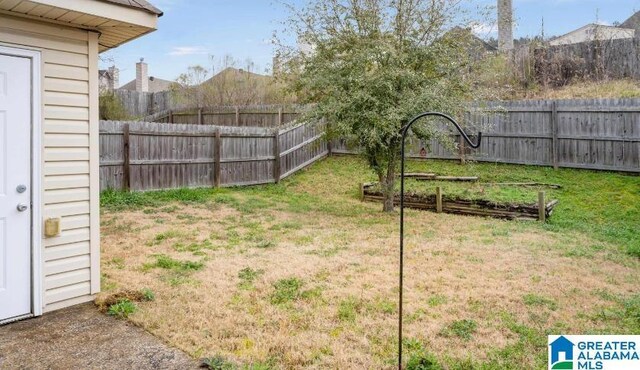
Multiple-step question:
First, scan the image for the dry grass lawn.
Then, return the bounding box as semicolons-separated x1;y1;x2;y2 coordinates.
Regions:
100;157;640;369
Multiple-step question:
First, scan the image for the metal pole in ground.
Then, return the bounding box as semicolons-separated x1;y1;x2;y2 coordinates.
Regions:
398;113;481;370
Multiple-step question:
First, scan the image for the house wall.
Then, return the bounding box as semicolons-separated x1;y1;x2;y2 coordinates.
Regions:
549;25;635;46
0;14;99;312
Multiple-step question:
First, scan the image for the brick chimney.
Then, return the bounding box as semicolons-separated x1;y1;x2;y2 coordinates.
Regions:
135;58;148;92
498;0;514;52
107;65;119;90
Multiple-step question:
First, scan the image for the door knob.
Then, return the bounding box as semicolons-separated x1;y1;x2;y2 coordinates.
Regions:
16;203;28;212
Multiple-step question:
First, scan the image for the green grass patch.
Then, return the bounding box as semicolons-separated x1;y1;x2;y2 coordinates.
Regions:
523;293;558;311
143;254;205;284
404;338;443;370
238;267;264;290
270;277;307;305
337;297;362;322
107;299;137;319
201;356;275;370
141;288;156;301
440;319;478;340
148;230;183;246
201;356;235;370
155;255;203;271
593;294;640;333
367;297;396;315
173;239;217;254
427;294;447;307
101;187;227;211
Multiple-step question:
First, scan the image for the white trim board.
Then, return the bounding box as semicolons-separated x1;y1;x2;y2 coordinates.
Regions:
0;45;43;318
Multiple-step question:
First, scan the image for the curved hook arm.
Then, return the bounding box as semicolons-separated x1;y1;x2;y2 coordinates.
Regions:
401;112;482;149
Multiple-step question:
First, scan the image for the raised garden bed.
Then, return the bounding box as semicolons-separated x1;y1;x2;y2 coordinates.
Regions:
361;182;559;221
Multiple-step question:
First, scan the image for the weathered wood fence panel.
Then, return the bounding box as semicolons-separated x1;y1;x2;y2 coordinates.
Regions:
279;120;329;179
219;126;275;186
144;105;302;127
114;90;175;118
100;121;218;191
333;98;640;172
535;38;640;80
100;119;327;191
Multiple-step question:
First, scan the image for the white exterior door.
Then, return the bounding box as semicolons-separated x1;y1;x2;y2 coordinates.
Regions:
0;54;32;322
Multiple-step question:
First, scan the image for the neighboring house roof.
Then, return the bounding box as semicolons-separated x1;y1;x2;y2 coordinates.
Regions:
99;70;113;79
549;24;635;46
202;67;271;86
98;0;163;15
446;27;498;52
119;76;176;93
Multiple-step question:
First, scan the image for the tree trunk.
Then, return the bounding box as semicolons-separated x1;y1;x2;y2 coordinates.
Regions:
382;163;396;213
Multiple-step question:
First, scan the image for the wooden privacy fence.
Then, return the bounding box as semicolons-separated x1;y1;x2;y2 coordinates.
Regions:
333;98;640;172
101;98;640;192
114;90;174;118
99;120;328;191
534;38;640;81
143;105;302;127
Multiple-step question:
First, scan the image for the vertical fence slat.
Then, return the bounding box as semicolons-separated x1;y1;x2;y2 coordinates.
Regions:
551;101;559;169
214;128;221;187
122;123;131;191
273;129;281;183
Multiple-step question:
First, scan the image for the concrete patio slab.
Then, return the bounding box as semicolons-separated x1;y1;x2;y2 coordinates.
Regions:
0;303;196;370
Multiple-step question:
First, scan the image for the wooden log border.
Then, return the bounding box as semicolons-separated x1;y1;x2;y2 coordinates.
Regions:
361;183;558;222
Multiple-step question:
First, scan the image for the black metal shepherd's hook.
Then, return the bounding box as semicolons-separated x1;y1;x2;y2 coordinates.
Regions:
398;112;481;370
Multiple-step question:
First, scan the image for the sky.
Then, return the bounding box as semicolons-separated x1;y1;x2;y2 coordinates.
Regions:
101;0;640;85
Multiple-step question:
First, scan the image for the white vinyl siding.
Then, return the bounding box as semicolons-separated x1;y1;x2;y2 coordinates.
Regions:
0;14;97;311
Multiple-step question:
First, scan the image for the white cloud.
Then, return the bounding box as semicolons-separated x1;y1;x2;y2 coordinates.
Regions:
470;22;498;36
168;46;209;56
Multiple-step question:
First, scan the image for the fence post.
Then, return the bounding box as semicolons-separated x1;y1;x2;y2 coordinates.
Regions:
214;129;221;187
551;101;559;170
235;106;240;126
122;123;131;192
538;191;546;222
459;136;466;164
277;108;283;126
198;108;203;125
273;129;281;183
326;121;333;156
168;110;173;123
436;186;443;213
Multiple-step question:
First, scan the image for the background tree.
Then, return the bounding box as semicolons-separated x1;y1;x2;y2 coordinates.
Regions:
99;91;130;120
172;65;210;107
277;0;492;212
171;55;296;107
